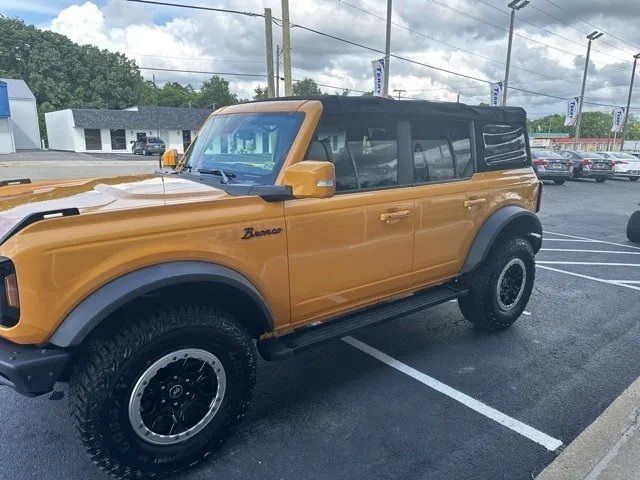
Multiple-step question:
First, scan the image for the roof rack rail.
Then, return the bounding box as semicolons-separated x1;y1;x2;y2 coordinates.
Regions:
0;208;80;246
0;179;32;187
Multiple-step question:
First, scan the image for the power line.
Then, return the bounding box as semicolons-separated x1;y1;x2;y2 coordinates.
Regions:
543;0;640;53
125;0;262;17
125;0;638;109
473;0;633;63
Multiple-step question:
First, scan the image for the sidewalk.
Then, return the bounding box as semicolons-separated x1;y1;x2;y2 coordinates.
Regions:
537;377;640;480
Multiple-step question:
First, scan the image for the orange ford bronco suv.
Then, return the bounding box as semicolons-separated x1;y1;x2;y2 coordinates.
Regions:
0;96;542;478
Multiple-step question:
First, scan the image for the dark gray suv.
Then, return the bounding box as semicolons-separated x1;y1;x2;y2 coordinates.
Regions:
132;137;166;156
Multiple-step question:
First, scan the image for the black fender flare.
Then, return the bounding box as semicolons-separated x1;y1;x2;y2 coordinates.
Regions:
49;261;274;348
460;206;542;274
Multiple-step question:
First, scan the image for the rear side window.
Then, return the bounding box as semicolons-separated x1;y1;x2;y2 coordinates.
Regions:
481;124;528;168
305;116;398;192
411;119;473;183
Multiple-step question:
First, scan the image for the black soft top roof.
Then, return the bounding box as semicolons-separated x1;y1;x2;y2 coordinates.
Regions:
261;95;526;124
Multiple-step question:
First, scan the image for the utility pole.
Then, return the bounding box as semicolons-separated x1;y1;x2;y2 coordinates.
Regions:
622;53;640;150
503;0;529;106
264;8;275;98
275;45;281;97
574;31;604;149
393;88;406;100
383;0;393;98
281;0;293;96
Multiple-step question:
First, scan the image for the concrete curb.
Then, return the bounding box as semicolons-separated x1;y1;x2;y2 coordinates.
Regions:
537;378;640;480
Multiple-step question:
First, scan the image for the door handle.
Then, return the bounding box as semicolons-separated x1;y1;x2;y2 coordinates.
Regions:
464;198;487;209
380;210;411;223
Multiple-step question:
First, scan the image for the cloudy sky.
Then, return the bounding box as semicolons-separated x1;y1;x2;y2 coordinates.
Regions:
4;0;640;117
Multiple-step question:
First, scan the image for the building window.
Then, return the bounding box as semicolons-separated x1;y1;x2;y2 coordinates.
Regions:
110;129;126;150
84;129;102;150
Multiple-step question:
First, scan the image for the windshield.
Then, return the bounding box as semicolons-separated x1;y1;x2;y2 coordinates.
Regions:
612;152;638;159
182;112;304;185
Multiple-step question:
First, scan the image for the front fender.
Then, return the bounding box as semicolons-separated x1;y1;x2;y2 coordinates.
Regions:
460;206;542;274
48;261;273;348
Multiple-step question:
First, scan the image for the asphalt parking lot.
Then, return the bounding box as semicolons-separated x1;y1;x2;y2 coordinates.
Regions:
0;174;639;480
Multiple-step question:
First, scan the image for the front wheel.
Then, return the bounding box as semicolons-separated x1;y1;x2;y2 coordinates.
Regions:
629;177;639;182
595;177;607;183
459;237;535;330
554;179;566;185
69;305;256;479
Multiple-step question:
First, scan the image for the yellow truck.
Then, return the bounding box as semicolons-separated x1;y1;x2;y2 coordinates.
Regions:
0;96;541;478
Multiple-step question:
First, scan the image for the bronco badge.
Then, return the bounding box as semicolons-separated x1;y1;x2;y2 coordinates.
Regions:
242;227;283;240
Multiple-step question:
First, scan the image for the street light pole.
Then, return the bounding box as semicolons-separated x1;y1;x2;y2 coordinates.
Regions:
622;53;640;150
264;8;275;98
383;0;392;98
503;0;529;106
574;31;604;149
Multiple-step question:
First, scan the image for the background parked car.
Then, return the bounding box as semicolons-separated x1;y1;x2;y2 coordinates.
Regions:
558;150;614;183
132;137;166;156
531;149;572;185
596;152;640;182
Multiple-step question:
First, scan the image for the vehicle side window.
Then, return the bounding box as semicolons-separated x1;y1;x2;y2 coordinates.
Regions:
305;116;398;192
349;121;398;189
481;123;528;168
411;119;473;183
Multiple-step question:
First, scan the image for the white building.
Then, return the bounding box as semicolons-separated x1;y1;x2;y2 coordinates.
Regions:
0;79;41;154
45;105;213;154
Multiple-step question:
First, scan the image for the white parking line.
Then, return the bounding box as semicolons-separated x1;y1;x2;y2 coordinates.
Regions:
538;261;640;267
544;239;601;243
342;336;563;452
537;265;640;291
541;249;640;255
543;231;640;251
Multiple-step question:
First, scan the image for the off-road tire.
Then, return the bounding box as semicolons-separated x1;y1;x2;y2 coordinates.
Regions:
69;305;256;479
595;177;607;183
553;179;566;185
628;211;640;243
458;237;535;330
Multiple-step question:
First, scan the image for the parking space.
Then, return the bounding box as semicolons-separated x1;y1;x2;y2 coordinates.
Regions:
1;178;640;480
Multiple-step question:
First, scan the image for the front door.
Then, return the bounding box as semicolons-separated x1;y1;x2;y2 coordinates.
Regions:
286;116;415;326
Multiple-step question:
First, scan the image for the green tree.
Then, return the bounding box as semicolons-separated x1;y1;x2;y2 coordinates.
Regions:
527;111;621;138
292;78;323;96
253;85;269;100
0;17;150;139
196;75;238;108
156;82;198;107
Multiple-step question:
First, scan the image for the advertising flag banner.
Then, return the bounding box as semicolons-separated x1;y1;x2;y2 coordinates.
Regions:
564;96;581;127
490;82;504;106
372;59;385;97
612;107;626;133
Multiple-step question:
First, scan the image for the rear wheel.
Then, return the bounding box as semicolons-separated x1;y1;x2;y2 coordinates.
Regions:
630;177;639;182
459;237;535;330
595;177;607;183
553;179;566;185
143;148;149;156
628;211;640;243
69;305;256;479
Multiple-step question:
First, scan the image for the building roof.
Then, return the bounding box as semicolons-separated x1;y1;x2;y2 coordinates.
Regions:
254;95;527;124
70;105;213;130
0;78;36;100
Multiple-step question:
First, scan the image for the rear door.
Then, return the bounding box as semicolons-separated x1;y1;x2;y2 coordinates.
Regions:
285;115;416;326
410;118;482;285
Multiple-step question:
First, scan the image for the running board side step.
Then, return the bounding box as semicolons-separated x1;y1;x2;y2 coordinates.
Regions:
258;284;468;361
